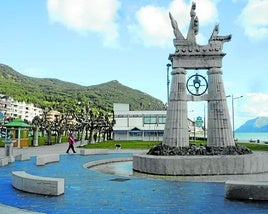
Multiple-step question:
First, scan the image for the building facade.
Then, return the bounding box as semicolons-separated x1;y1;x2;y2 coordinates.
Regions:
113;103;166;141
113;103;204;141
0;94;43;123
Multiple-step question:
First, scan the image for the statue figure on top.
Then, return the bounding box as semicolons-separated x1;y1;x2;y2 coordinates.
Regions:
169;1;231;52
186;2;198;44
169;12;184;41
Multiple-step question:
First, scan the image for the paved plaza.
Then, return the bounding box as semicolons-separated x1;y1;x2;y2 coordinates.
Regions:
1;143;268;213
0;143;144;213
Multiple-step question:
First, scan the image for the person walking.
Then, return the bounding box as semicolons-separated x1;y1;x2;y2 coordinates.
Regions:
66;133;76;154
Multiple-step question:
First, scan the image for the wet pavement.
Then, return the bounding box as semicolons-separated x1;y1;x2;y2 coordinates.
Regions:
1;144;268;213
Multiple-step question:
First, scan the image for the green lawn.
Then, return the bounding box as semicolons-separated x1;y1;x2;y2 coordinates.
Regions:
80;141;160;149
81;140;268;152
1;138;268;152
237;142;268;152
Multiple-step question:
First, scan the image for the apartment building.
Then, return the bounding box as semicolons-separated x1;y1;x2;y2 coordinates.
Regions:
0;95;43;122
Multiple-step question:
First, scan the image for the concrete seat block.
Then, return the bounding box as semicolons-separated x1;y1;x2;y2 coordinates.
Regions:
12;171;64;196
80;149;108;156
36;154;60;166
0;157;9;166
15;154;30;161
225;180;268;200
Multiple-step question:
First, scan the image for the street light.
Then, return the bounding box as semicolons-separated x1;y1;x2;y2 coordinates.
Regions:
166;63;172;104
189;110;196;142
203;104;206;139
227;94;243;139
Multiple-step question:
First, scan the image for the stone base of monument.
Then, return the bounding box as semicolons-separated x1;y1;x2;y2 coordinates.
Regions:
133;153;268;178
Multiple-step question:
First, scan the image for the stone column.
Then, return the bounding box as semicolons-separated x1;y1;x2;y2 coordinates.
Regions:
4;140;15;163
163;67;189;147
207;68;234;147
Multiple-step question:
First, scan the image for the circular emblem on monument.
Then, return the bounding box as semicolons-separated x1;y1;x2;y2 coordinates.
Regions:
186;73;208;96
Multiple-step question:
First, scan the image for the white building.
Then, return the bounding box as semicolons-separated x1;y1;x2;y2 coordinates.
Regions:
113;103;204;141
113;103;168;141
0;95;43;122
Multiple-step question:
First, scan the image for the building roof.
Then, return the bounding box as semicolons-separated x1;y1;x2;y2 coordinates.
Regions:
4;118;31;128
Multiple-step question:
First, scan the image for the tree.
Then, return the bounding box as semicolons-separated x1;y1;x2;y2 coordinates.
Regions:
31;115;42;146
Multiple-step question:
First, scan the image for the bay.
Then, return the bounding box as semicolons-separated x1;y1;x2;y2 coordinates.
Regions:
235;132;268;142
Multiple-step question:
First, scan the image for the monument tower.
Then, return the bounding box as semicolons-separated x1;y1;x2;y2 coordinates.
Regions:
133;2;268;179
163;2;234;148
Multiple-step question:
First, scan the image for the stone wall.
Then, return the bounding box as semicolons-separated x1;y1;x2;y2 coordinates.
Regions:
133;153;268;176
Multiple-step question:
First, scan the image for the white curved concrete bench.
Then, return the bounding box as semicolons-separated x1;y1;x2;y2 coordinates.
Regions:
80;149;108;156
15;154;30;161
36;154;60;166
12;171;64;196
225;180;268;200
0;157;8;166
83;157;133;169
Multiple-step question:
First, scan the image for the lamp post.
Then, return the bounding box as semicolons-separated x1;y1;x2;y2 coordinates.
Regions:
194;119;196;142
227;94;243;139
189;110;196;142
203;104;206;139
166;63;171;104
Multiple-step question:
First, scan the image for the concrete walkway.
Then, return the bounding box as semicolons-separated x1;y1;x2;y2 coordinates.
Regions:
0;142;146;158
0;142;77;158
1;144;268;213
0;143;69;213
0;143;146;213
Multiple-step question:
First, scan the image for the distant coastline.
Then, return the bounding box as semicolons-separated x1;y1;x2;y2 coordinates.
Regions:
235;132;268;142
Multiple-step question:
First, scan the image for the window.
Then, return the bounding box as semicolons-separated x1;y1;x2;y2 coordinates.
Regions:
144;115;157;124
158;115;166;124
114;130;127;135
129;131;142;137
144;115;166;124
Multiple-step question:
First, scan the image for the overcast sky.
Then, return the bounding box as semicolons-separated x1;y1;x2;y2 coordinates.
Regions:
0;0;267;129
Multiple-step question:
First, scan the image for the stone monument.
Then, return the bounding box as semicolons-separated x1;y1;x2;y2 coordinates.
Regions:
164;2;233;148
4;131;15;163
133;2;268;180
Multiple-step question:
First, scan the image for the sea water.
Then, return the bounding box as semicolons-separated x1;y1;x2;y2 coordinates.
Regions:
235;132;268;142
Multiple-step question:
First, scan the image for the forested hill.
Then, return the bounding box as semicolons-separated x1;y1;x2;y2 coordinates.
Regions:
0;64;164;111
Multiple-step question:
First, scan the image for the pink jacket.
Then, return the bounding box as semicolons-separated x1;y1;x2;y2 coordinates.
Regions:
68;135;75;145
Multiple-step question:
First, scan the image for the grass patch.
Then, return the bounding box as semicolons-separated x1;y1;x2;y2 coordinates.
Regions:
237;142;268;152
80;140;268;152
80;141;160;149
2;137;268;152
81;140;206;149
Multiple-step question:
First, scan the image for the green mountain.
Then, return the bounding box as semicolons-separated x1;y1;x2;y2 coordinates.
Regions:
0;64;164;111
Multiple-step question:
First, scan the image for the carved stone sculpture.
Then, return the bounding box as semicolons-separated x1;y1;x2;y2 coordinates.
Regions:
163;2;234;148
